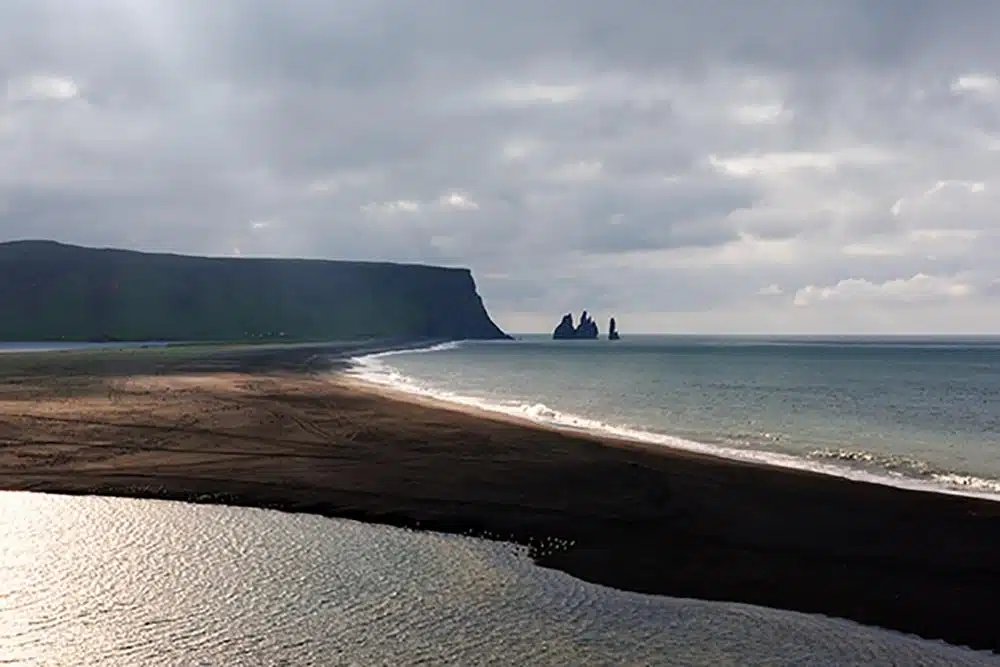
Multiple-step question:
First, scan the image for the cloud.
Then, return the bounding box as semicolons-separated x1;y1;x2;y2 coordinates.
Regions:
1;0;1000;333
951;74;999;96
362;200;421;217
891;179;986;217
730;102;792;125
438;192;480;211
709;148;893;178
793;273;974;307
6;74;80;102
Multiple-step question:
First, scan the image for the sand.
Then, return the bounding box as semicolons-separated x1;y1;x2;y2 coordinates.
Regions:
0;344;998;652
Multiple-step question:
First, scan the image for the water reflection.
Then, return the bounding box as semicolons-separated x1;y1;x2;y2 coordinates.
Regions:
1;492;996;666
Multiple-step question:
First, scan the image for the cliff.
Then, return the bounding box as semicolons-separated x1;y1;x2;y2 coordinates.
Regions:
0;241;511;342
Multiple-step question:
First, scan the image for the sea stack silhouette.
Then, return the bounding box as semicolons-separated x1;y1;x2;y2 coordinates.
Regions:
552;311;599;340
608;317;620;340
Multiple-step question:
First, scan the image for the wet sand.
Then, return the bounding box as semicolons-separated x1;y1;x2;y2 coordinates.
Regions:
1;345;999;652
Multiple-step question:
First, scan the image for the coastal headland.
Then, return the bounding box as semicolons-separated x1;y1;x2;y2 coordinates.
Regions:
1;343;999;653
0;241;511;343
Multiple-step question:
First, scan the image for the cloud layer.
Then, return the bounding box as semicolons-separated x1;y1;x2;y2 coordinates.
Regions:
2;0;1000;333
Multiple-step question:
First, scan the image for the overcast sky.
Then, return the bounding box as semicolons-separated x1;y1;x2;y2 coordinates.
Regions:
2;1;999;334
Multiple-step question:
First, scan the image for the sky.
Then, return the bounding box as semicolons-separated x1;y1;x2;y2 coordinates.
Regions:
1;1;999;334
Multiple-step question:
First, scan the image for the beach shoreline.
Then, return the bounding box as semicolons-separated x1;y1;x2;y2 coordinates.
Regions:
1;345;999;652
339;366;1000;503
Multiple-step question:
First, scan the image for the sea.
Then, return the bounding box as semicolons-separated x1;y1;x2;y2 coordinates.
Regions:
4;491;998;666
346;334;1000;500
0;341;171;354
5;335;1000;664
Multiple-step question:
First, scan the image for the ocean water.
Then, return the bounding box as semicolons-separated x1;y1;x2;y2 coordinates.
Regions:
346;335;1000;499
0;341;171;354
3;491;997;666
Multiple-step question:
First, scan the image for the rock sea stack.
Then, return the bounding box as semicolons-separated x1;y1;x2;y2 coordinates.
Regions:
552;311;599;340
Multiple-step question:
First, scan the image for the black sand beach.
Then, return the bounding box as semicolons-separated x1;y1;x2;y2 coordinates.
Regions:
1;344;998;652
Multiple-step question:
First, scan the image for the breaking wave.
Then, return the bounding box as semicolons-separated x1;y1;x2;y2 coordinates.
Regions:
343;342;1000;503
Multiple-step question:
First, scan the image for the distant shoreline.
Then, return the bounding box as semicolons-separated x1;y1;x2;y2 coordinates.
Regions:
0;344;998;653
0;337;450;359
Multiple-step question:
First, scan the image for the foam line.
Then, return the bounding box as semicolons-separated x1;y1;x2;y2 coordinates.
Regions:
343;344;1000;503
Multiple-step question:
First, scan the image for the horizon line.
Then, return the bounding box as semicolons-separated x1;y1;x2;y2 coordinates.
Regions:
506;332;1000;338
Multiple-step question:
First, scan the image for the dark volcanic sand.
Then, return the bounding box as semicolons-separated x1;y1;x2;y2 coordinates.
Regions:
0;344;998;652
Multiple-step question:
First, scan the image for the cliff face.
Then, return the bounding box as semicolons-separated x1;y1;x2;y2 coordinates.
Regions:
0;241;511;342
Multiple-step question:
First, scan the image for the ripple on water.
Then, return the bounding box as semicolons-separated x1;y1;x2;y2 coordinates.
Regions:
1;491;997;666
